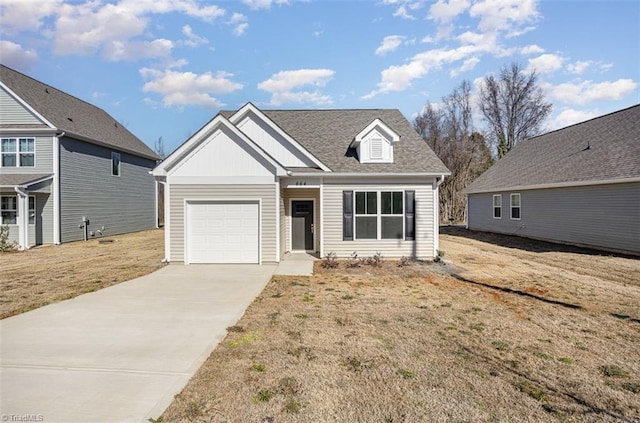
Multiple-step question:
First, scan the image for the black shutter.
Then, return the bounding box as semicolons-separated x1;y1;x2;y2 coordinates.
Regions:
405;190;415;240
343;190;353;241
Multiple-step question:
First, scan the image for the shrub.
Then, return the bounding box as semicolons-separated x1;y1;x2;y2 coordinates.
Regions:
347;251;362;268
365;252;383;267
0;225;17;252
321;251;338;268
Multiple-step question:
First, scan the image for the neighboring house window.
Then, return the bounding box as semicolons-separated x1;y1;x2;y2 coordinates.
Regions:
1;196;17;224
1;138;35;167
493;194;502;219
111;152;121;176
0;196;35;224
29;196;36;224
510;193;521;219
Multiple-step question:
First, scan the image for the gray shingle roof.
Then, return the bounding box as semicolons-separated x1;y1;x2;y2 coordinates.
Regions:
0;65;158;160
464;105;640;194
0;173;53;187
221;108;448;173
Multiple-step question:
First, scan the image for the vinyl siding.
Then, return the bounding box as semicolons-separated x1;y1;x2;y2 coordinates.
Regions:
322;178;436;259
282;188;320;253
168;184;278;263
0;135;54;174
59;137;156;243
467;182;640;254
0;86;45;125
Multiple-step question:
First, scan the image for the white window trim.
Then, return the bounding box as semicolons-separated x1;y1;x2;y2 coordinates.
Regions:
353;190;405;240
510;193;521;220
111;152;121;176
492;194;502;219
0;195;35;225
0;137;36;168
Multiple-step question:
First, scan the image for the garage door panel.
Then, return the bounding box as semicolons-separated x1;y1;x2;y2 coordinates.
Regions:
187;202;259;264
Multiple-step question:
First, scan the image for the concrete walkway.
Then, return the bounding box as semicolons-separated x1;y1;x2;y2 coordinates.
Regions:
0;264;276;423
274;252;317;276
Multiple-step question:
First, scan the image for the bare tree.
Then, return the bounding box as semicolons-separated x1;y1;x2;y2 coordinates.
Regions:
415;80;493;224
154;136;166;159
478;62;552;158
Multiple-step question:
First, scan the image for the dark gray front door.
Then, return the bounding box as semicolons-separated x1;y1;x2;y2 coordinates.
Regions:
292;200;314;251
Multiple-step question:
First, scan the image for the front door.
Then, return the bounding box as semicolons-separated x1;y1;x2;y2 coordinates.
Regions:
291;200;314;251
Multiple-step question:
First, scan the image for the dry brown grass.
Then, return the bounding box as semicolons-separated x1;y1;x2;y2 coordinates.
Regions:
162;229;640;422
0;229;164;319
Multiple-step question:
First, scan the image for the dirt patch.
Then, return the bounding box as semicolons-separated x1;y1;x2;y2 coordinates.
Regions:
160;229;640;422
0;229;164;319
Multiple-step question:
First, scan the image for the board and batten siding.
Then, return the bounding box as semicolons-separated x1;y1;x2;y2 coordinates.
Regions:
0;86;46;125
282;188;320;253
169;184;278;263
322;178;436;259
59;137;156;243
467;182;640;254
0;135;54;174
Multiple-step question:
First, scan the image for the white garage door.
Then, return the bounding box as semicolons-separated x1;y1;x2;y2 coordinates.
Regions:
186;201;259;264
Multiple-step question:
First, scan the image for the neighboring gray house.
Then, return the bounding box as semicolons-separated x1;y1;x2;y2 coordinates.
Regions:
0;64;159;249
153;103;450;264
464;105;640;255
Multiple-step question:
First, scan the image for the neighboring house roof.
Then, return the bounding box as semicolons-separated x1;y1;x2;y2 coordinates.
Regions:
0;173;53;188
0;64;158;160
220;108;449;174
465;104;640;194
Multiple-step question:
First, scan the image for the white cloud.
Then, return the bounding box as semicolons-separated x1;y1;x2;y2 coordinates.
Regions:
0;40;38;69
375;35;405;56
103;38;174;61
140;67;243;108
527;53;564;74
258;68;335;105
449;56;480;77
546;79;638;105
0;0;62;35
229;13;248;36
520;44;544;55
365;44;490;98
181;25;208;47
469;0;539;33
393;5;416;20
242;0;289;10
429;0;470;23
50;0;225;60
552;108;600;129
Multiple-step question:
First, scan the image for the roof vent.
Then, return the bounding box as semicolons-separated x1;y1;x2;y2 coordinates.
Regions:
45;88;49;94
67;117;73;122
114;122;118;128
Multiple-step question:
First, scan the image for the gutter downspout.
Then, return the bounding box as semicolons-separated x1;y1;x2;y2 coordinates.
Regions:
14;186;29;250
53;132;64;244
157;180;169;263
433;174;446;258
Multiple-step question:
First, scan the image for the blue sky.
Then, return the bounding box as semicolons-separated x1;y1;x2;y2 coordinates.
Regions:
1;0;638;154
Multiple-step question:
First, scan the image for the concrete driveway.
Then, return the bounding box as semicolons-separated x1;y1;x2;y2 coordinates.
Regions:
0;264;276;423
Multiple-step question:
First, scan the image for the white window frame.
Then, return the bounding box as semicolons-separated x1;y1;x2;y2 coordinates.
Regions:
354;190;405;240
492;194;502;219
111;152;121;176
510;193;521;220
29;196;36;225
0;195;34;225
1;137;36;168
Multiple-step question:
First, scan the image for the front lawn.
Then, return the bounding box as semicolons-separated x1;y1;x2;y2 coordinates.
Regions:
0;229;164;319
161;231;640;422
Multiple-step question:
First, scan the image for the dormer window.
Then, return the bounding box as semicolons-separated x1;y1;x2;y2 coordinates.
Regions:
350;119;400;164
